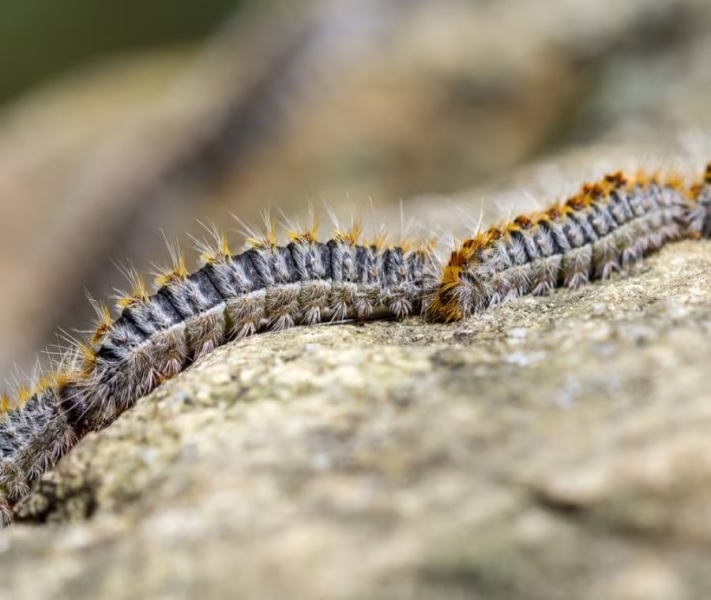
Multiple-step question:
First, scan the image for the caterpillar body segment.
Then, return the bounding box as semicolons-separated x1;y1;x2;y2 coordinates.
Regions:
0;387;76;525
685;164;711;238
428;169;706;322
0;227;440;524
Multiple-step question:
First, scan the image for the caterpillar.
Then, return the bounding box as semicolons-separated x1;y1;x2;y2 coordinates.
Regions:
2;164;711;527
429;166;711;321
0;216;441;526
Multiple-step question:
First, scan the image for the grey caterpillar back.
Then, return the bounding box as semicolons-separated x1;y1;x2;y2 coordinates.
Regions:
77;233;439;433
0;388;76;525
429;169;711;322
0;222;441;524
684;164;711;237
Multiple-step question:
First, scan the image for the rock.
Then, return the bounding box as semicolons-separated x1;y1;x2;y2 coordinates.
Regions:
3;239;711;598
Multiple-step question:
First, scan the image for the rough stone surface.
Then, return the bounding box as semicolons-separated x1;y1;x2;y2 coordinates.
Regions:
2;240;711;599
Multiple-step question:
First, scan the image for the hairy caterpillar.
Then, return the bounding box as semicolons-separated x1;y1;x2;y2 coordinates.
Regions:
429;166;711;321
2;164;711;527
0;216;440;526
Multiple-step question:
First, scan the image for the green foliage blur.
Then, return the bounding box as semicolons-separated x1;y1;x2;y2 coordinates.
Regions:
0;0;243;104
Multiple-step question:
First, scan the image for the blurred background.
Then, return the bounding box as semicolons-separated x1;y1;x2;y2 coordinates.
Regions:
0;0;710;374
